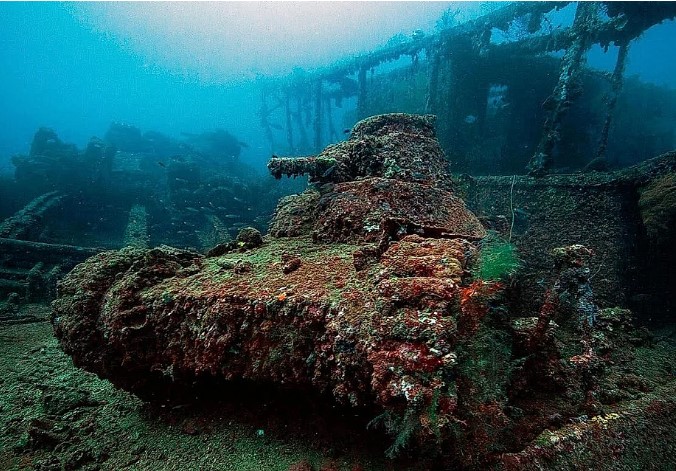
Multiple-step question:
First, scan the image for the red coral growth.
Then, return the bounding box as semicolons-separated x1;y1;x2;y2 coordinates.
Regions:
377;277;457;306
527;288;559;352
318;460;340;471
381;234;474;280
458;280;504;337
281;252;302;274
313;178;486;244
288;460;314;471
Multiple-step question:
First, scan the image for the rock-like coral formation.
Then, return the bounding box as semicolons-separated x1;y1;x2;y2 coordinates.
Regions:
313;178;485;243
52;114;675;468
268;190;320;238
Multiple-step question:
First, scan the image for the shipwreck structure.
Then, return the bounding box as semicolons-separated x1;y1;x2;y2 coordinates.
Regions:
52;114;676;468
3;1;675;311
259;2;676;175
0;124;294;309
1;2;675;467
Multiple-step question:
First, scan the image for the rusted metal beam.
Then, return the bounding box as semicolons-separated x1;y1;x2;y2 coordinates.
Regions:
285;94;294;153
316;2;568;80
527;2;599;176
313;79;323;152
425;47;441;114
0;237;101;262
594;39;630;163
357;65;367;120
0;191;63;239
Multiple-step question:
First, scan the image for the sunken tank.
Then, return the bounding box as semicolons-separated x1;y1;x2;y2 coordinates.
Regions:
52;114;674;468
266;113;485;242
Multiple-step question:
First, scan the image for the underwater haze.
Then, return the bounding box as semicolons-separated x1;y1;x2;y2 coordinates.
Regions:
0;1;469;172
2;2;675;173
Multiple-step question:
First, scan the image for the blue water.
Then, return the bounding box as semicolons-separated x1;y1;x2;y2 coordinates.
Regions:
0;2;468;173
1;2;675;175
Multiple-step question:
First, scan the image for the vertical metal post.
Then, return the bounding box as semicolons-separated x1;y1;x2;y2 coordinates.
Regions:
296;96;309;151
527;2;599;176
595;40;630;163
325;95;337;143
285;94;294;153
313;79;322;152
357;64;367;119
426;47;441;114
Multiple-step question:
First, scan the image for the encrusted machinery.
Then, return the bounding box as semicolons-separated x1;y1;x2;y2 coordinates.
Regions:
52;114;676;468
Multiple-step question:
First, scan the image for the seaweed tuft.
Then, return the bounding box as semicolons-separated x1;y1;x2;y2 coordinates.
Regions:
475;233;521;281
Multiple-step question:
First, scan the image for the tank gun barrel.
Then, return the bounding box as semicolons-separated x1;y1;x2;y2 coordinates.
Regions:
267;155;336;180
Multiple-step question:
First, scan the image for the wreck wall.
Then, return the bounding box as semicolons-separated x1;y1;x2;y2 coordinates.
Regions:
457;153;676;318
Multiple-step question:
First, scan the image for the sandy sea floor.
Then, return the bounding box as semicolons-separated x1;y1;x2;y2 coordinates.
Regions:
0;305;418;471
3;304;676;471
